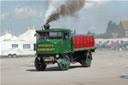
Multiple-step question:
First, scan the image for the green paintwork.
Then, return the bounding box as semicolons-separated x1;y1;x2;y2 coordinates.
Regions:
61;57;70;69
87;54;91;65
36;29;71;33
36;29;95;55
36;29;73;54
74;47;96;52
36;39;73;54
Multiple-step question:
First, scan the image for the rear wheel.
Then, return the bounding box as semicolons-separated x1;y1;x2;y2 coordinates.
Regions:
80;52;92;67
35;57;47;71
12;54;17;58
57;55;70;70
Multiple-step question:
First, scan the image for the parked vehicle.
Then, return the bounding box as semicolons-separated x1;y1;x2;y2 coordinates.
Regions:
0;40;36;57
35;29;96;71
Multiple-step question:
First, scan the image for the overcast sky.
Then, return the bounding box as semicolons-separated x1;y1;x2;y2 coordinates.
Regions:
0;0;128;36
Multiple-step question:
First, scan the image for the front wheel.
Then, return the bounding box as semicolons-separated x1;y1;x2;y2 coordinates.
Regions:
80;52;92;67
8;54;12;58
57;55;70;70
35;57;47;71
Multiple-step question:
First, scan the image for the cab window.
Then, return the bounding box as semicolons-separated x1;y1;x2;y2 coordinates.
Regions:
49;32;62;39
37;32;62;40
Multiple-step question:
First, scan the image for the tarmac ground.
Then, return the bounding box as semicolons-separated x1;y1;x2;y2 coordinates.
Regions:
1;50;128;85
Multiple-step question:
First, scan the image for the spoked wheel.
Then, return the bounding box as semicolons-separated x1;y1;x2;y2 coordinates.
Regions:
80;52;92;67
35;57;47;71
57;55;70;70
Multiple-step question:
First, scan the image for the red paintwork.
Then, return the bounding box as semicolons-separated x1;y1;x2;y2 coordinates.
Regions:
72;36;95;49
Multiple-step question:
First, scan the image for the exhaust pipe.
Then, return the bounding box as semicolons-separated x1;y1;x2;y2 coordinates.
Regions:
43;22;50;30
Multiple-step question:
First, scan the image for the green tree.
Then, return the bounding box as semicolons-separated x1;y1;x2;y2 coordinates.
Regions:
105;20;118;38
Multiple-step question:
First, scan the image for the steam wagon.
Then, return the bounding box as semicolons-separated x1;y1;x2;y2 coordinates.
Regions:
35;29;96;71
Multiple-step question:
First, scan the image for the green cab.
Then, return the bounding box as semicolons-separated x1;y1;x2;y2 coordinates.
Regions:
36;29;73;54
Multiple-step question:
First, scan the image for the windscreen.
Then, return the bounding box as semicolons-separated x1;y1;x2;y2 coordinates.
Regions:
37;32;62;40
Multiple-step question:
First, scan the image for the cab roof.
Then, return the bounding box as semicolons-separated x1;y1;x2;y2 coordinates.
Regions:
36;28;71;33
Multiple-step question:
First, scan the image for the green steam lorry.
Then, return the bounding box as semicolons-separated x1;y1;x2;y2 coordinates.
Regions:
35;28;95;71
